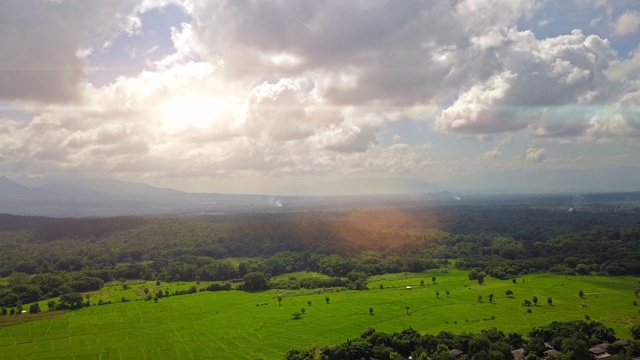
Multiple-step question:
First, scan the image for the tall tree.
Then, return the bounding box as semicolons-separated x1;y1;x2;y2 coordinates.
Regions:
477;274;485;285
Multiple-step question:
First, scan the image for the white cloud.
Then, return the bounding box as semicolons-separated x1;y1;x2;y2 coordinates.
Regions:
1;0;639;191
526;147;546;162
0;0;146;103
614;10;640;35
483;135;512;159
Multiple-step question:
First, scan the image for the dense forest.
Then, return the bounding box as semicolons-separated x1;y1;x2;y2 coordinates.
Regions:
285;320;640;360
1;200;640;309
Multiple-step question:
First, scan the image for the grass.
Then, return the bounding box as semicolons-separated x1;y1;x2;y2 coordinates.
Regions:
0;270;639;359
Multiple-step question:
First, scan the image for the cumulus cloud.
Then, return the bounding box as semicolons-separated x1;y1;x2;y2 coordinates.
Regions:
614;10;640;35
483;135;512;159
0;0;145;103
436;27;627;139
526;147;546;162
0;0;639;190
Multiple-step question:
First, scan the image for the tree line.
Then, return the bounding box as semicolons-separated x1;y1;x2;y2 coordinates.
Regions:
1;203;639;307
285;320;640;360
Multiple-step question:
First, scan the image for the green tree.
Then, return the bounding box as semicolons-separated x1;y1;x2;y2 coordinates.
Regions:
561;337;590;360
143;288;149;295
478;295;483;302
578;290;584;298
292;312;302;320
307;300;312;306
506;290;513;297
432;276;436;284
436;291;440;299
489;294;494;303
532;296;538;306
477;273;485;285
369;306;374;315
47;300;56;311
284;349;314;360
278;296;283;306
243;272;268;291
325;296;330;304
405;306;410;315
584;314;591;321
547;297;553;306
575;264;589;275
29;303;41;314
8;272;30;287
446;290;450;298
634;287;640;298
432;344;456;360
512;278;517;284
1;307;7;315
523;299;532;306
630;324;640;340
301;308;305;314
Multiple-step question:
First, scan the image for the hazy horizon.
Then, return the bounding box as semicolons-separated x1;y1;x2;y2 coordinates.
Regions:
1;1;640;194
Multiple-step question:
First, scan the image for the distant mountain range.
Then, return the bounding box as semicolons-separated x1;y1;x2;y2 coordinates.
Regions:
0;176;271;217
446;167;640;194
1;166;639;216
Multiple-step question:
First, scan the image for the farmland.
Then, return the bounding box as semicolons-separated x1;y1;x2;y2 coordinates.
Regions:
1;269;638;359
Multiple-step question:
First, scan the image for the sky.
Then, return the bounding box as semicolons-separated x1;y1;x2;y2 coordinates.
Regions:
0;0;639;194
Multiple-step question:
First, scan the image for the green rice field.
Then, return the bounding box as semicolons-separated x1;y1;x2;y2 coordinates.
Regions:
1;270;639;359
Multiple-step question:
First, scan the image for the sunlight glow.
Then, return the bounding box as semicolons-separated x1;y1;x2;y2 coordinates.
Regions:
163;95;226;128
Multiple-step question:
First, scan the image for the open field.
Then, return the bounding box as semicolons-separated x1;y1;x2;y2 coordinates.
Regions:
1;270;639;359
